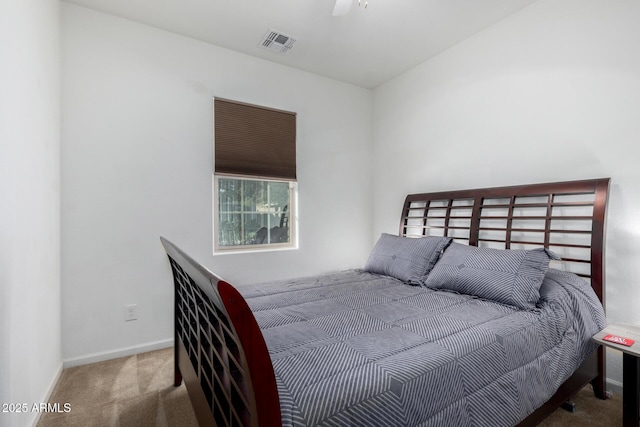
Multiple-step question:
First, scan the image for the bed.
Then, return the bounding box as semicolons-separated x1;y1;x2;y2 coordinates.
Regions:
161;178;610;427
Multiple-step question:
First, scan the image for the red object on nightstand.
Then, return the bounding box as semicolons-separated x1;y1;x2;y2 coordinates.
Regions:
602;334;635;347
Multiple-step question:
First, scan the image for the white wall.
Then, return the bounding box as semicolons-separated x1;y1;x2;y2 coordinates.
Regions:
373;0;640;388
61;3;373;363
0;0;62;426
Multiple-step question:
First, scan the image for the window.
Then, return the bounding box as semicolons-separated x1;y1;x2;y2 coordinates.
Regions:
213;98;297;252
215;176;296;250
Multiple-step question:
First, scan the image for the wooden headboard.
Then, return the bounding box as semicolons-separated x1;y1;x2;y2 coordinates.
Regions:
400;178;610;302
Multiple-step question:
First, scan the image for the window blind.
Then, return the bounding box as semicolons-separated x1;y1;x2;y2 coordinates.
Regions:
214;98;297;180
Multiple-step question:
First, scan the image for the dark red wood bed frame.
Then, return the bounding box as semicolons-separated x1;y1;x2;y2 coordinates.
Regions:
161;177;610;427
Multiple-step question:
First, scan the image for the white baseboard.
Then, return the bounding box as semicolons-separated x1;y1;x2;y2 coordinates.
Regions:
606;378;623;396
62;339;174;369
29;361;64;427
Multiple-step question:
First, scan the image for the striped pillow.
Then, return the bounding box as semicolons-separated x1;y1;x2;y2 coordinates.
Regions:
364;234;452;285
424;242;559;309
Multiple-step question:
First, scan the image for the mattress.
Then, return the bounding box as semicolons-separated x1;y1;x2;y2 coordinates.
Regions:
238;268;606;427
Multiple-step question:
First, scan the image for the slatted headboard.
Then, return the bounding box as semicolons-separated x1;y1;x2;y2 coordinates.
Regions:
399;178;610;302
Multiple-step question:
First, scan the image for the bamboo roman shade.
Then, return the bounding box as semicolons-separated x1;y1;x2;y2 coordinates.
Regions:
214;98;297;180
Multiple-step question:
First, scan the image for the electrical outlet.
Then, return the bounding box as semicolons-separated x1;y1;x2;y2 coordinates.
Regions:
125;304;138;322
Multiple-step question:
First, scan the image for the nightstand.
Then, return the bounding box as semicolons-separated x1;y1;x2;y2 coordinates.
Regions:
593;323;640;427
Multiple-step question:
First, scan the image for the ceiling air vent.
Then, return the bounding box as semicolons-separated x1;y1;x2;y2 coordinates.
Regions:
259;29;296;54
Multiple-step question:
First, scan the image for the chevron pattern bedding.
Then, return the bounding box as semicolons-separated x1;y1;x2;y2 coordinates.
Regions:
238;268;606;427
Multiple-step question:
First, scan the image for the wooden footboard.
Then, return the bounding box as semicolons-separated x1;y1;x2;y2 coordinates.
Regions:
161;237;281;427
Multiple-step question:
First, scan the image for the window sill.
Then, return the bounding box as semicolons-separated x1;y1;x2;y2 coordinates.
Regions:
213;245;298;256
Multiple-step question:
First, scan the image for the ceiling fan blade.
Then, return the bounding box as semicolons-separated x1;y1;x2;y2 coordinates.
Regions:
332;0;352;16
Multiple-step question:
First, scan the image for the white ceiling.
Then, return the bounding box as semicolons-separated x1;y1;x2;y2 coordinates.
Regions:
63;0;538;89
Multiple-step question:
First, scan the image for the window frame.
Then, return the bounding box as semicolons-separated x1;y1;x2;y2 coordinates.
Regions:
213;174;298;254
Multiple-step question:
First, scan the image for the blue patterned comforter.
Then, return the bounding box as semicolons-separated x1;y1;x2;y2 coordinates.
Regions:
238;268;605;426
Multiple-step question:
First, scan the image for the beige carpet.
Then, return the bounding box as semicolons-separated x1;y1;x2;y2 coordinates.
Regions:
37;348;198;427
38;347;623;426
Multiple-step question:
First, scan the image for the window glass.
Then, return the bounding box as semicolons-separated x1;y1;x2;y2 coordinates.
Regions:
215;176;295;251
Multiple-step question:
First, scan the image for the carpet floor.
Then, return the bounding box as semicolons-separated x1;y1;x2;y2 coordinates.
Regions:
37;347;623;426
